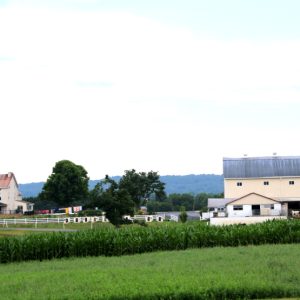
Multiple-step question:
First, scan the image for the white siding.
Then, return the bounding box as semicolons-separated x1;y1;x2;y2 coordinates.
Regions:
227;203;282;217
227;204;252;217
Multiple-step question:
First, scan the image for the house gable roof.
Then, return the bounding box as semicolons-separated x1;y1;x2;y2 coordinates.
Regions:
226;193;280;206
223;156;300;179
0;173;18;189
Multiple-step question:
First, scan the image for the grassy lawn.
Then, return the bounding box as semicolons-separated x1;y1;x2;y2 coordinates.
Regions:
0;219;166;234
0;244;299;299
0;222;113;238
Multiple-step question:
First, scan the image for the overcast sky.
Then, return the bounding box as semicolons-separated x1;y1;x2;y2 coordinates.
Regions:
1;0;300;183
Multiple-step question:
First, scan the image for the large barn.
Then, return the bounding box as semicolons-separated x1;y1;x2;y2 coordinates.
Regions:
208;155;300;221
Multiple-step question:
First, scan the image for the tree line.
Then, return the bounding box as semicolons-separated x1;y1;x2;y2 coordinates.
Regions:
25;160;223;226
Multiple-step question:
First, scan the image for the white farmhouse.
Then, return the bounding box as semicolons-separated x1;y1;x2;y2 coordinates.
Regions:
0;172;34;214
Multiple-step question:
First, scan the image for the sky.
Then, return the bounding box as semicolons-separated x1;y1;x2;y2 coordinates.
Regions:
0;0;300;183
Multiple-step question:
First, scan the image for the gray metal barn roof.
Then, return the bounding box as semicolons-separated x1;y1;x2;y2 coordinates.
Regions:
223;156;300;179
208;198;232;208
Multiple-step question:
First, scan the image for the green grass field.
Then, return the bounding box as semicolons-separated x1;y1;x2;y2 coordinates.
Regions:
0;244;299;299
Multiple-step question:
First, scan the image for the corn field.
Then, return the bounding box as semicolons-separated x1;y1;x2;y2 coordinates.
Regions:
1;220;300;263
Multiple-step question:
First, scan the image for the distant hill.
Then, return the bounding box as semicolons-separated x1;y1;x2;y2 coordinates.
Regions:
19;174;224;198
19;182;45;198
161;174;223;195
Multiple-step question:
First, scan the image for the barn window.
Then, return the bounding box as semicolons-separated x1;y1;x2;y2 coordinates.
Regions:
233;205;243;210
270;204;274;209
237;182;242;186
263;181;269;186
289;181;295;185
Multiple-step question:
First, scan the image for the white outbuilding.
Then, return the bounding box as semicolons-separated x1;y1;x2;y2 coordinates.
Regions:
226;193;282;218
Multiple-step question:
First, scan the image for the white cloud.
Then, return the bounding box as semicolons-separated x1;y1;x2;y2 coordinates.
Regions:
1;6;300;102
0;4;300;182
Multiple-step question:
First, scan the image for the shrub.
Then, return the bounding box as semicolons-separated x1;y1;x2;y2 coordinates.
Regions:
179;207;187;223
78;210;103;217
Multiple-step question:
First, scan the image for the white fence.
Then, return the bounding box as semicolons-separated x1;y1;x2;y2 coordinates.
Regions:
0;216;107;227
133;214;166;222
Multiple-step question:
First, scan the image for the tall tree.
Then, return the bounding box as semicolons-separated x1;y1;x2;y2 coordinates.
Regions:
89;176;134;227
118;169;166;207
39;160;89;206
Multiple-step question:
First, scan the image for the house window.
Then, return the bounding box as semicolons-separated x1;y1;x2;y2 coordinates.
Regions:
270;204;274;209
263;181;269;186
233;205;243;210
237;182;242;186
289;181;295;185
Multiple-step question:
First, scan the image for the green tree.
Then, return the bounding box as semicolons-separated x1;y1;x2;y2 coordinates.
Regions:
168;193;195;210
146;200;173;214
39;160;89;207
89;176;134;227
179;206;188;223
119;169;166;208
194;192;223;211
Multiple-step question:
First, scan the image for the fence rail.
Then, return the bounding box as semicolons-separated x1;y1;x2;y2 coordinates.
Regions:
0;216;107;227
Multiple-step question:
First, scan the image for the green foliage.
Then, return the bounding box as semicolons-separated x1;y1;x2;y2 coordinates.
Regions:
169;193;194;209
179;206;188;223
88;170;166;226
24;196;58;210
77;209;103;217
88;176;135;227
119;169;166;207
146;200;173;214
39;160;89;207
147;192;223;212
1;220;300;264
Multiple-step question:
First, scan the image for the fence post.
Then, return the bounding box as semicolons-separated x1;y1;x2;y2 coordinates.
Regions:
35;219;37;229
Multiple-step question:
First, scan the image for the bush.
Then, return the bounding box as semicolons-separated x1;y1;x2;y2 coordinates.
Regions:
23;211;34;216
77;210;103;217
179;207;187;223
